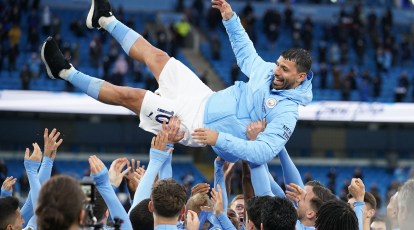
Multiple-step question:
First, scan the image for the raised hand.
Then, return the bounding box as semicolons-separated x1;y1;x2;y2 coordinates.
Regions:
109;158;131;187
124;159;145;195
43;128;63;159
151;130;173;154
348;178;365;201
212;0;234;21
191;183;211;196
246;119;266;141
186;210;200;230
163;116;185;144
285;183;305;205
211;184;224;215
88;155;106;174
2;176;17;191
24;143;42;162
191;128;218;145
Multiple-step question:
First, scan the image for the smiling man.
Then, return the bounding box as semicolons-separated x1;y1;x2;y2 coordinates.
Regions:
41;0;312;165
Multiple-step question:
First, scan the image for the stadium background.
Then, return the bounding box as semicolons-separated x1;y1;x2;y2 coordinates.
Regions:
1;0;414;214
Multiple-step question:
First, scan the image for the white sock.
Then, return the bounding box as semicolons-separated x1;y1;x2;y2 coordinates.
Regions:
99;15;116;30
59;65;75;80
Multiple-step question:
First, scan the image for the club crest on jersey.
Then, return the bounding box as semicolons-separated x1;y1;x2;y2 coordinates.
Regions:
266;98;277;108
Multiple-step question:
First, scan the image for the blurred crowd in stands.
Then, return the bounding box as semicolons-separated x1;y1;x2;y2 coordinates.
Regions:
1;0;414;102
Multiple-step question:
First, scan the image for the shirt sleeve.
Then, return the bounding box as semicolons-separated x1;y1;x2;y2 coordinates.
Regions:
21;156;55;224
279;148;304;189
264;164;285;198
215;111;297;165
216;212;237;230
158;144;173;179
222;12;267;78
249;163;273;196
24;160;41;214
38;157;54;184
128;148;169;214
91;167;133;230
353;201;364;230
1;186;12;197
21;195;34;225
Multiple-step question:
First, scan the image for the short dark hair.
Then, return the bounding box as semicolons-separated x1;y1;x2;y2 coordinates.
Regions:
281;48;312;73
261;197;297;230
364;192;377;210
151;178;186;218
0;196;20;229
310;185;337;213
36;175;85;230
130;198;154;230
315;200;358;230
347;191;377;210
93;190;108;222
246;196;270;230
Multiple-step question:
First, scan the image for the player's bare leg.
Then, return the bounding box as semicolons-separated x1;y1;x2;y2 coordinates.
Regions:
86;0;169;81
41;37;145;115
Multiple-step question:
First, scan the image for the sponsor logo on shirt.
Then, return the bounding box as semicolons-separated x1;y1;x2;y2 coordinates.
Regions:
282;125;292;140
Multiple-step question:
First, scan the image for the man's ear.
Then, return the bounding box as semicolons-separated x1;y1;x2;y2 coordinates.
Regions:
297;72;307;83
306;210;316;220
148;200;154;213
6;224;13;230
367;209;376;218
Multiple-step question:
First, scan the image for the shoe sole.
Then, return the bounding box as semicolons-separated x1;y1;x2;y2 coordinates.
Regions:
40;37;56;80
86;0;95;29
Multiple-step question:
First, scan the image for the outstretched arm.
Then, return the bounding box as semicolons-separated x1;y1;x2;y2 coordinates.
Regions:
89;155;133;230
21;128;63;223
128;129;172;214
279;148;304;189
23;143;42;229
159;116;184;179
245;120;285;198
348;178;365;230
264;164;285;198
249;163;273;196
211;185;237;230
39;128;63;184
212;0;267;77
